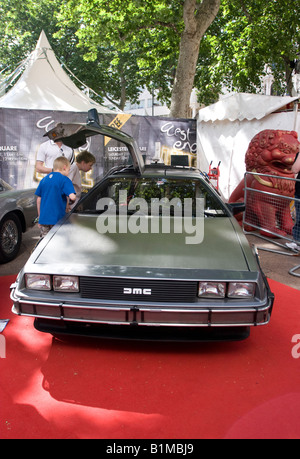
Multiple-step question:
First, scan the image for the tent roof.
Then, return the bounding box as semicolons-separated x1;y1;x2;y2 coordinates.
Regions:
0;31;117;113
198;92;299;122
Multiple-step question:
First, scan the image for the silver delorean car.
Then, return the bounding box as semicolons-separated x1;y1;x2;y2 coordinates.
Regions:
10;110;274;341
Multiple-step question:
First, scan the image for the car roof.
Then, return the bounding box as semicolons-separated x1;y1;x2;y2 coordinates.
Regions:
108;163;208;180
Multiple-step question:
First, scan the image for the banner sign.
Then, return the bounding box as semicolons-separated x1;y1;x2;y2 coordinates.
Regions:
0;108;196;191
102;113;197;173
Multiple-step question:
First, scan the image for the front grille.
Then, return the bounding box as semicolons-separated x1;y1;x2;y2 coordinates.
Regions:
80;277;198;303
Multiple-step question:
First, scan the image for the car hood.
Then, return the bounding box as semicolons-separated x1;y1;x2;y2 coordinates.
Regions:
0;188;36;209
0;188;35;198
30;213;257;280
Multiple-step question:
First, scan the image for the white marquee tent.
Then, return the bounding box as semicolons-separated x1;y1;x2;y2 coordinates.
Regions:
0;31;120;188
197;92;299;199
0;30;115;113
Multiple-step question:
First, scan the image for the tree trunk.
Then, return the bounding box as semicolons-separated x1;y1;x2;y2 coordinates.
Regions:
169;0;220;118
284;57;294;96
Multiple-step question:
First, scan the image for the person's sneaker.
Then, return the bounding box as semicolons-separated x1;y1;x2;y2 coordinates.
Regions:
286;242;300;251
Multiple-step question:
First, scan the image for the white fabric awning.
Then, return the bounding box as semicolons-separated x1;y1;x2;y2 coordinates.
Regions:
198;93;299;122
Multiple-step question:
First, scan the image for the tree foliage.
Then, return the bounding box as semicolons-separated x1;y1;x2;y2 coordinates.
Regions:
55;0;185;111
0;0;299;115
196;0;300;105
58;0;220;116
0;0;61;65
0;0;100;101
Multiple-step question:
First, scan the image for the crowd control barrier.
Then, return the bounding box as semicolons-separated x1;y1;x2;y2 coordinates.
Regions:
242;172;300;277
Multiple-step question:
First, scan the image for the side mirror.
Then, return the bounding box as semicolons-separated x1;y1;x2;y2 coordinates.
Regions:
87;108;100;126
227;202;245;215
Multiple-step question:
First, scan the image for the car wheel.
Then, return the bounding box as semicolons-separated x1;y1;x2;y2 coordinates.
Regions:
0;213;22;263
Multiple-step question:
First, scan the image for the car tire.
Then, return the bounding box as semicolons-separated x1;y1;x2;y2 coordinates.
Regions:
0;213;22;263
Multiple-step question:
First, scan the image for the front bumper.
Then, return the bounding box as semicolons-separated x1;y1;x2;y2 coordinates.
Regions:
10;285;274;330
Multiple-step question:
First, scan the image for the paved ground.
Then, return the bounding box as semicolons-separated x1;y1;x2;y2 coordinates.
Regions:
0;225;41;277
0;225;299;290
246;234;300;291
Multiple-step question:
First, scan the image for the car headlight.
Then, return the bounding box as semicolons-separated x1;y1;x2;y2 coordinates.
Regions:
53;275;79;292
198;282;226;298
198;281;256;299
25;274;51;291
228;282;255;298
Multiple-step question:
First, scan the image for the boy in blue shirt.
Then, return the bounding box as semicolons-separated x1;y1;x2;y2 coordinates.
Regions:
35;156;76;237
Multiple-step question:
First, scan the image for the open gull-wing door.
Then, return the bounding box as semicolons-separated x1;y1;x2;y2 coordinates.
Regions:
44;109;145;175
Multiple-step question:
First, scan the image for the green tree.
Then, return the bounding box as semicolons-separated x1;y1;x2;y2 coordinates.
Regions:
1;0;298;116
0;0;61;67
195;0;300;105
0;0;100;100
0;0;221;115
57;0;220;116
170;0;220;116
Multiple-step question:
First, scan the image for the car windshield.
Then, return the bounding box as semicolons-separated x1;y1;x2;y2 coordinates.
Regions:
74;176;227;217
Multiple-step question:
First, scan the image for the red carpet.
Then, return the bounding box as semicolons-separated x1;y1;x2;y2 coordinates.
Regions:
1;274;300;439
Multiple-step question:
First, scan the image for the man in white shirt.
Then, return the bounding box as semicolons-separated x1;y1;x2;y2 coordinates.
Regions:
36;139;75;174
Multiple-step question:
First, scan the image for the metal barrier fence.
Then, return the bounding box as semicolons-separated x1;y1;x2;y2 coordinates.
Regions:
243;172;299;241
242;172;300;277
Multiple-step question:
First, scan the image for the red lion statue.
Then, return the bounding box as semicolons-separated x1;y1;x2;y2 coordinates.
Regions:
229;129;299;237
